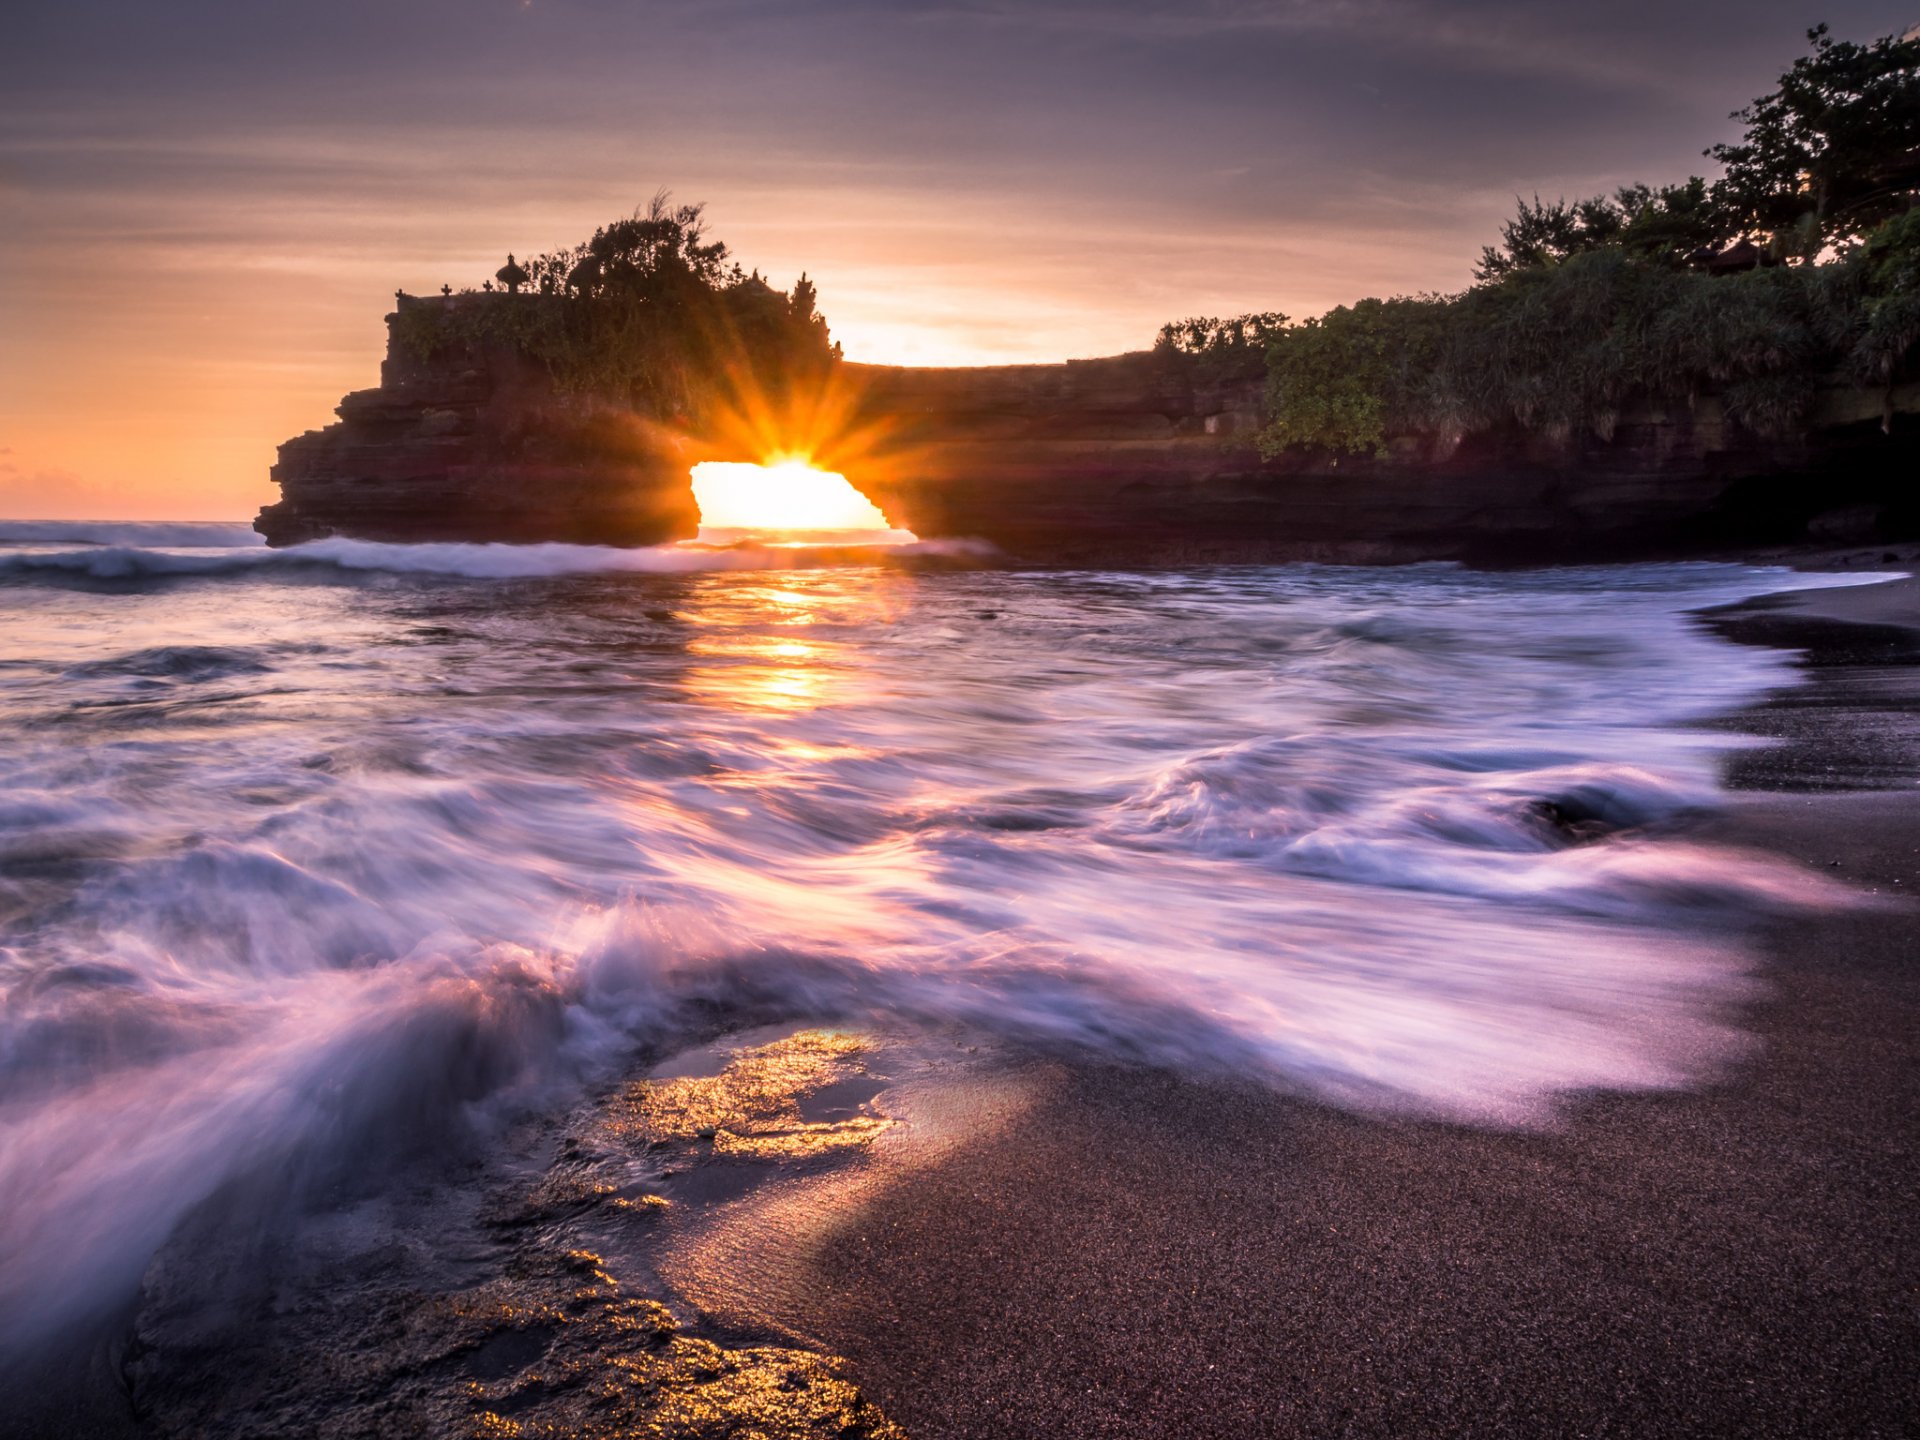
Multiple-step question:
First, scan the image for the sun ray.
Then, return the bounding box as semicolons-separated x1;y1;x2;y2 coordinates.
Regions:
688;459;916;545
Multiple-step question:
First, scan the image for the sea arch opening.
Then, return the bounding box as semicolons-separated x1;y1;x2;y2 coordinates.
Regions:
688;458;917;547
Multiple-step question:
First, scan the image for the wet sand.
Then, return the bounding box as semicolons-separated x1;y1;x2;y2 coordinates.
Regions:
698;574;1920;1438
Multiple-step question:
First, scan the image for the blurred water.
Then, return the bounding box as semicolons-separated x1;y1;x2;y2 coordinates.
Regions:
0;537;1875;1355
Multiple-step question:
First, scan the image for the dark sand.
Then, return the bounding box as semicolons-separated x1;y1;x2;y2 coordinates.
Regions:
706;574;1920;1438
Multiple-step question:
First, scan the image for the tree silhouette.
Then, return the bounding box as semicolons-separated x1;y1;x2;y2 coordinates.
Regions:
1709;24;1920;256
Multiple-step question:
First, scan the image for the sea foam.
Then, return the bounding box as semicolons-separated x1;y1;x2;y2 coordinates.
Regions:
0;556;1887;1358
0;534;989;582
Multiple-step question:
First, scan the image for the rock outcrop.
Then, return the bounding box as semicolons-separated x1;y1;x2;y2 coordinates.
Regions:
257;297;700;547
840;356;1920;563
258;297;1920;562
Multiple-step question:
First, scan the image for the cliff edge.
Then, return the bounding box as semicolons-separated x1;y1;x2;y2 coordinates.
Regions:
258;297;1920;563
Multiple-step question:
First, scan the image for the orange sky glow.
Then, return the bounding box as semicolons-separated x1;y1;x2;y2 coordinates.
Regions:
5;1;1908;521
0;180;1497;521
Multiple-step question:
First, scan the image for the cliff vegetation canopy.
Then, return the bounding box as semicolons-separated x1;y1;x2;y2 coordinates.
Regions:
394;194;839;424
1155;24;1920;458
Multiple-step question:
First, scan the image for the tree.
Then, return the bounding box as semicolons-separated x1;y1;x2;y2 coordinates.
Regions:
1708;24;1920;257
1474;195;1624;281
1154;313;1290;356
394;196;840;422
1851;210;1920;388
1474;182;1728;282
557;192;731;301
1613;179;1731;261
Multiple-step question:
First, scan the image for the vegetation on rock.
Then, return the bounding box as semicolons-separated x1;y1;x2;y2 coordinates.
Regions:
1154;313;1290;377
394;193;840;425
1155;24;1920;459
1258;251;1899;457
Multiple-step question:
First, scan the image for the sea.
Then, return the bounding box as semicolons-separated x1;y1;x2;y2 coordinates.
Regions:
0;520;1879;1387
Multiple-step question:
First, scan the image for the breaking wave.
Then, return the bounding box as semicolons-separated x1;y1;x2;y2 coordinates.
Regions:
0;534;992;582
0;519;264;548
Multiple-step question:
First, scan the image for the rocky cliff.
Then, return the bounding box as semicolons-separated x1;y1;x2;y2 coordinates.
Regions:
257;296;701;547
258;298;1920;562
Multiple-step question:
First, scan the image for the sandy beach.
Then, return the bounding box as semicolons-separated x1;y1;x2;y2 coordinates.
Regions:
662;568;1920;1439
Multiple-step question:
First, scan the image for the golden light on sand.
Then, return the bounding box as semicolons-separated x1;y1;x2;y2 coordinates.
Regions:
689;459;911;541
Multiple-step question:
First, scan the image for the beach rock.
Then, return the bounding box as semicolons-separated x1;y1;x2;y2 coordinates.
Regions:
1806;503;1885;540
122;1032;908;1440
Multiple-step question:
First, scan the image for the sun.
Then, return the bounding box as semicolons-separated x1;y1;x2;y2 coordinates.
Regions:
689;459;914;543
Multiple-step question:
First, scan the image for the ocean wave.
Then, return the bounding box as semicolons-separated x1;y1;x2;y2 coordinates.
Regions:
65;644;276;683
0;534;994;582
0;519;264;548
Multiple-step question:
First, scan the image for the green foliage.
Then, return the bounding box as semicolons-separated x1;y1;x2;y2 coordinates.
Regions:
1474;181;1729;282
1155;313;1289;357
1852;209;1920;384
1155;313;1290;388
395;194;838;422
1254;240;1915;458
1259;299;1451;457
1235;25;1920;460
1450;250;1853;440
1613;180;1731;261
1474;194;1626;282
1708;24;1920;255
1473;27;1920;281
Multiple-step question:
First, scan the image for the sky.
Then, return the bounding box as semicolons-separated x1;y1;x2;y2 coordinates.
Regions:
2;1;1915;520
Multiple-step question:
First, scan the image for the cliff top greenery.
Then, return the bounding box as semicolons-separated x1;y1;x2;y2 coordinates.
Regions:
394;193;839;424
1157;23;1920;458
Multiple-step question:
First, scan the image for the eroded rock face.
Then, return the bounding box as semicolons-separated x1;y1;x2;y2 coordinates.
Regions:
837;358;1920;564
256;302;701;548
258;302;1920;561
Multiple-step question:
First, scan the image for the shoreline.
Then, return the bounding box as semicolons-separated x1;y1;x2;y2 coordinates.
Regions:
656;567;1920;1438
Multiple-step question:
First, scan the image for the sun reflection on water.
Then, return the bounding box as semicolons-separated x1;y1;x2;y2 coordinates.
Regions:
676;570;903;714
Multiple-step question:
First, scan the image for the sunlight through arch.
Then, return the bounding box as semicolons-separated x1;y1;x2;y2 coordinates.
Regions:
689;459;916;546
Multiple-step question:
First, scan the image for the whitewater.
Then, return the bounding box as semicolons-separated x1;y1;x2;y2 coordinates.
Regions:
0;523;1882;1359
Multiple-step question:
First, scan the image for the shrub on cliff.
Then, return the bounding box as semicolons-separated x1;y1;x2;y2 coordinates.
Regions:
1445;250;1857;442
1229;23;1920;460
1257;298;1451;457
1250;248;1903;459
1851;209;1920;386
395;195;840;425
